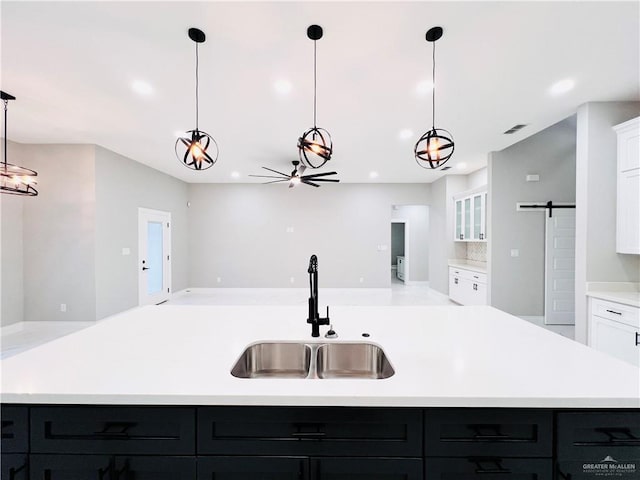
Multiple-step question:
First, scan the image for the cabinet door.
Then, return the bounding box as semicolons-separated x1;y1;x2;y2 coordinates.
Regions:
464;197;471;240
472;194;483;240
449;273;462;304
1;405;28;453
30;454;113;480
426;458;552;480
469;280;487;306
455;199;464;240
312;457;422;480
617;168;640;254
198;456;308;480
590;315;640;367
1;454;28;480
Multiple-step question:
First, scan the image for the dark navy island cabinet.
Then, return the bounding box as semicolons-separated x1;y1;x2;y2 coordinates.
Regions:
1;404;638;480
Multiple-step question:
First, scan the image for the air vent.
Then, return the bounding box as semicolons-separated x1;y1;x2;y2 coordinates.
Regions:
440;166;452;171
504;124;528;134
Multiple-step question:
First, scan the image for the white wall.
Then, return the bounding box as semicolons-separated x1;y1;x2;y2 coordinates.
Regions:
22;144;97;323
187;183;430;288
575;101;640;343
391;205;429;282
94;146;189;320
488;116;576;316
0;141;25;326
428;175;467;295
467;167;488;190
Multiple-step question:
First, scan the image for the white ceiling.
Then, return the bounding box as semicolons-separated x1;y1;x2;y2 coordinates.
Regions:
2;1;638;183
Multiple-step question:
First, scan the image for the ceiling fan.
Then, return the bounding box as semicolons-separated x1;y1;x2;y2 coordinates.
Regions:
249;161;339;188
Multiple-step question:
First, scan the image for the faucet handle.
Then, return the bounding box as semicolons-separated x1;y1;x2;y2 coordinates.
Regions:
325;323;338;339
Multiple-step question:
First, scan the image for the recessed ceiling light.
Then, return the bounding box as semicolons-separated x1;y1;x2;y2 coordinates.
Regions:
132;80;154;96
456;162;467;170
549;78;575;96
273;79;292;96
231;171;240;179
369;171;379;179
398;129;414;140
415;80;434;96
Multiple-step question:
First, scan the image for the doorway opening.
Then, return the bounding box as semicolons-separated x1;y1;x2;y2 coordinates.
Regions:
138;208;172;306
391;221;407;285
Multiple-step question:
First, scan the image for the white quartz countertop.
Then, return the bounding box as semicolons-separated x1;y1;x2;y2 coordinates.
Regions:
448;260;487;274
2;305;638;408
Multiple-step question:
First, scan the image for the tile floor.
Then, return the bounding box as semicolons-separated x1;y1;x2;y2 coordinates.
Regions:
1;272;574;358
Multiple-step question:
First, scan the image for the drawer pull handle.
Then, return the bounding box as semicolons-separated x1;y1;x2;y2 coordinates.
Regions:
470;458;512;474
594;427;640;444
636;332;639;346
291;431;326;438
470;424;510;441
9;463;27;480
605;309;622;315
95;421;137;437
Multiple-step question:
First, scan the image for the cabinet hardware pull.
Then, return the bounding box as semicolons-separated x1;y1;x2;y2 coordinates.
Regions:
594;427;640;444
9;463;26;480
473;275;479;279
469;424;510;440
473;284;478;290
95;421;137;437
605;309;622;315
469;458;511;474
636;332;640;346
454;278;458;284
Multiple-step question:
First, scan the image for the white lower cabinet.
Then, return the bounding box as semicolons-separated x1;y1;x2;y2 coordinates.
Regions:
449;267;487;306
588;298;639;367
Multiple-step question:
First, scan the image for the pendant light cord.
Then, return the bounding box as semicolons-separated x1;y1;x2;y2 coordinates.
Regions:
195;42;199;131
432;40;436;129
313;39;317;128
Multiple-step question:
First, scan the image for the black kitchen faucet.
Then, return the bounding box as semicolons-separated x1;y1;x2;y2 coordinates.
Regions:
307;254;330;337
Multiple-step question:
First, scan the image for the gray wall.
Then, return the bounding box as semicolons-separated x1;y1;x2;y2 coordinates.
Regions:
428;175;467;295
22;144;97;323
392;205;429;282
390;223;404;267
0;141;25;326
187;184;430;288
94;146;189;320
488;116;577;316
575;101;640;343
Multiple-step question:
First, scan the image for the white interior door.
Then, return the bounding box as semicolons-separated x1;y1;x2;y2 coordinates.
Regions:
544;209;575;325
138;208;171;306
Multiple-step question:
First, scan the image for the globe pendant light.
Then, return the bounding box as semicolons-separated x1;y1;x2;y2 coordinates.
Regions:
1;91;38;196
298;25;333;169
414;26;455;170
175;27;218;170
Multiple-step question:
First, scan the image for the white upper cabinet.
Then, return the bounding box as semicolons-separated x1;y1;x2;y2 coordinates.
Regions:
614;116;640;254
454;188;487;242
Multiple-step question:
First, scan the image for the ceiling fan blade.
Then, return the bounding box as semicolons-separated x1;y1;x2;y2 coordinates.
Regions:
297;164;307;176
261;166;291;177
302;180;321;188
263;179;289;184
249;174;289;179
301;171;338;179
310;178;340;183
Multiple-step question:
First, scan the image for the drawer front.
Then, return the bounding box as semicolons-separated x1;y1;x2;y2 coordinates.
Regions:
426;458;552;480
424;409;552;457
197;456;308;480
198;406;422;457
1;454;29;480
30;455;196;480
591;299;639;328
1;405;28;453
314;457;423;480
557;459;639;480
557;411;640;460
31;406;195;454
450;268;486;284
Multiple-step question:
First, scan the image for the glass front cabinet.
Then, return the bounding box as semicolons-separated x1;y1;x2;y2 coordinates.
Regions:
454;189;487;242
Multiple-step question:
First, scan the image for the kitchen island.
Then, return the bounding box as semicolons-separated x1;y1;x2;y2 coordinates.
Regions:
2;305;639;479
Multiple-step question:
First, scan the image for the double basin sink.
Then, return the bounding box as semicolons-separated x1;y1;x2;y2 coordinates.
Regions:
231;342;394;379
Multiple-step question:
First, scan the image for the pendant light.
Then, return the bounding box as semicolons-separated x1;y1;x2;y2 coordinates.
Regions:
175;27;218;170
298;25;333;169
1;91;38;196
414;26;455;170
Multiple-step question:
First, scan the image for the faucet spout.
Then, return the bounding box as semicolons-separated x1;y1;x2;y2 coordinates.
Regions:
306;254;329;337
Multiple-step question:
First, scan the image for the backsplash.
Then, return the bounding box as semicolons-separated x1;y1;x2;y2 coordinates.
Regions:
466;242;487;262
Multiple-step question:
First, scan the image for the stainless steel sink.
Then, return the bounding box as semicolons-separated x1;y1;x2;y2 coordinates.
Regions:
316;343;395;379
231;342;312;378
231;342;394;379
